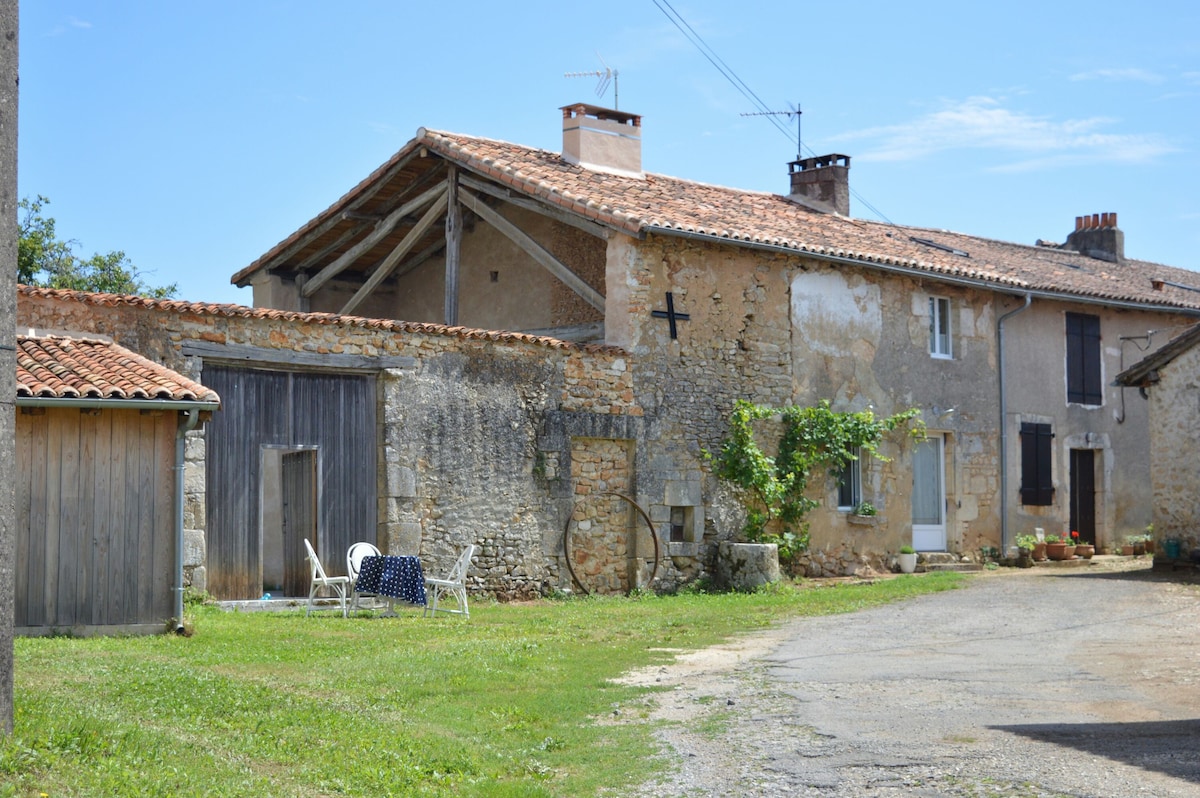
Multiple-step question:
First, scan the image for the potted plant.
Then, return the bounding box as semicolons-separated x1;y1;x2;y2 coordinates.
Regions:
898;545;918;574
1122;534;1139;556
852;501;877;517
1046;535;1075;559
1015;534;1037;567
1142;526;1156;555
1071;531;1094;559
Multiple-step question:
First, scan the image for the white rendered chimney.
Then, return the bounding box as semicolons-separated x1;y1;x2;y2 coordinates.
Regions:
561;103;643;178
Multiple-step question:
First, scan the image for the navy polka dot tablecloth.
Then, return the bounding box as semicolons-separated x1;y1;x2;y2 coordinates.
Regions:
355;555;427;606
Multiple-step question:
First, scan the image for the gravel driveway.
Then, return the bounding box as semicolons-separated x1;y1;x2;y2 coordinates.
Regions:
622;562;1200;797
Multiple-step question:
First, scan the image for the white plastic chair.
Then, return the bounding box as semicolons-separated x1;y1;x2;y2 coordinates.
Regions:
303;538;349;618
346;541;382;610
423;544;476;618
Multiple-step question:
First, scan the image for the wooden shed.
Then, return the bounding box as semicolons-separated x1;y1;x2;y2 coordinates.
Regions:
14;334;219;635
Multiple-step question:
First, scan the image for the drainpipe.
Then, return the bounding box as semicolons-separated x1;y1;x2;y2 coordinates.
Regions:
997;294;1032;553
174;407;202;633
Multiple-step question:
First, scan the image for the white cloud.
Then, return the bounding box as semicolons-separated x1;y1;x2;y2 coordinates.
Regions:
830;96;1176;171
1069;68;1164;83
1183;72;1200;85
68;17;92;29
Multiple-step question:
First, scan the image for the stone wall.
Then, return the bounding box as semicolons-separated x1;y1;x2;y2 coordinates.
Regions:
1147;342;1200;553
16;289;660;599
567;437;636;594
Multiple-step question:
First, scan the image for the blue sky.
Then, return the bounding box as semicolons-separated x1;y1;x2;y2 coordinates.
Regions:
19;1;1200;305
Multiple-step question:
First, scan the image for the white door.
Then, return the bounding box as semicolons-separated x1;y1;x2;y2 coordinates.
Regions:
911;433;946;551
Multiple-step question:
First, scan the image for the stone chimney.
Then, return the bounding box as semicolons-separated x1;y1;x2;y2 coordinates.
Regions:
787;154;850;215
560;103;642;178
1065;212;1124;263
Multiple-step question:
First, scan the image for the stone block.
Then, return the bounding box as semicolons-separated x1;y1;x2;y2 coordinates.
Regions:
664;480;701;507
714;541;780;591
391;522;422;556
183;528;206;567
389;464;417;498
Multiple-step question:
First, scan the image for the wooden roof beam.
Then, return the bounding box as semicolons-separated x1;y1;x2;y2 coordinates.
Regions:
236;147;425;284
338;191;450;316
303;181;448;298
459;174;608;239
458;187;605;313
290;222;372;277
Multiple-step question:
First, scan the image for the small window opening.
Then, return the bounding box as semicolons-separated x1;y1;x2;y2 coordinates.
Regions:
490;271;500;282
837;454;862;511
670;506;686;543
930;296;952;358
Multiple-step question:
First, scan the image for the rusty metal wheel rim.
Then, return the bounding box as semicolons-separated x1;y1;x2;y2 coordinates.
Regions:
562;491;661;596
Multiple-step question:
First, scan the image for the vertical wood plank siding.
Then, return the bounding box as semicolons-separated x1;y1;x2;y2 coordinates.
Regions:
15;408;176;630
203;365;377;600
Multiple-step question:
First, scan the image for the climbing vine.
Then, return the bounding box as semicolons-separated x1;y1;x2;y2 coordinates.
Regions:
709;399;924;560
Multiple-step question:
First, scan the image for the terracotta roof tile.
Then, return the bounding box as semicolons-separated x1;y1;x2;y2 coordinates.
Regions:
404;129;1200;313
17;286;624;355
16;335;221;404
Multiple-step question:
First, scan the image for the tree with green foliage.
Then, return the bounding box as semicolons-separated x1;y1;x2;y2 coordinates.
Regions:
18;195;177;298
710;399;924;562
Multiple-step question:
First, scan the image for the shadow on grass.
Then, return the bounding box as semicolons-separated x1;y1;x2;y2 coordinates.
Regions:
989;719;1200;784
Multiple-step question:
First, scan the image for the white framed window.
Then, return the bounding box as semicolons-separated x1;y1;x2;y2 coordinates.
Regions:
930;296;952;359
836;456;862;511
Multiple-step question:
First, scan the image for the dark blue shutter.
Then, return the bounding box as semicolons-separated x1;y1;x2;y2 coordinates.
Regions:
1019;422;1055;506
1066;313;1102;404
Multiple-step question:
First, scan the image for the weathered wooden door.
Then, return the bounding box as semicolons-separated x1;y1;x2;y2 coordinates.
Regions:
281;450;317;597
203;365;377;600
15;407;175;632
1070;449;1096;544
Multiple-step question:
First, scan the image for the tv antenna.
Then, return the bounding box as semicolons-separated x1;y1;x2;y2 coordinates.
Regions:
565;54;619;108
741;103;802;159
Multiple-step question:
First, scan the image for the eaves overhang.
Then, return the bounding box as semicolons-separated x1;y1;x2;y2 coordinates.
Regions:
645;225;1200;318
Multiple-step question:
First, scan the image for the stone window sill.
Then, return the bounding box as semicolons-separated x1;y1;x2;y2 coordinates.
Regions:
846;514;879;528
666;541;701;557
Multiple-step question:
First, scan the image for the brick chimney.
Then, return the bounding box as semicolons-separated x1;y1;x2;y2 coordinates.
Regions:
787;154;850;215
1065;212;1124;263
560;103;643;178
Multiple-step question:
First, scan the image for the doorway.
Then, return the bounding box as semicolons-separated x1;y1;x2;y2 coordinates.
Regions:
912;433;946;551
261;446;319;598
1069;449;1096;545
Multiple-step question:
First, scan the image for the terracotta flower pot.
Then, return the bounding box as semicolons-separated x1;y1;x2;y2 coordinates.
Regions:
1046;542;1069;560
1032;542;1048;562
1075;544;1094;559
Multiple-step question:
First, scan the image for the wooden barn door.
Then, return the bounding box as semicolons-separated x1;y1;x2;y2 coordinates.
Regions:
203;365;377;600
281;450;317;597
15;407;175;632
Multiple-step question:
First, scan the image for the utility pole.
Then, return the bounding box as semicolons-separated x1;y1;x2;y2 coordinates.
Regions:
0;0;19;736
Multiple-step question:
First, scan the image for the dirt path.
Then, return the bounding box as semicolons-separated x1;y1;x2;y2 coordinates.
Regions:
616;562;1200;797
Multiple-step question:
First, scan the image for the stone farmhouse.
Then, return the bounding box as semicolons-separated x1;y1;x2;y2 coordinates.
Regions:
1116;322;1200;559
16;101;1200;612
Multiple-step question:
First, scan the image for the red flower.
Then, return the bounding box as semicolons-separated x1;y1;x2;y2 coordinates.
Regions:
1071;530;1079;541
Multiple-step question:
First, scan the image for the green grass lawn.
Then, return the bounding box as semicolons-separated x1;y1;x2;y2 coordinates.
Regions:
0;573;964;797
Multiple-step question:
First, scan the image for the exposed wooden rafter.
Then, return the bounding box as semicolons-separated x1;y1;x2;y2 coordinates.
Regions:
303;181;448;299
290;222;371;278
236;147;425;285
444;166;462;326
459;175;609;239
458;187;605;313
338;191;450;316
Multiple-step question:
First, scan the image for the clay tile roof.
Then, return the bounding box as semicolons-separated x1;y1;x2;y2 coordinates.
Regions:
403;130;1200;312
16;335;221;405
16;286;625;355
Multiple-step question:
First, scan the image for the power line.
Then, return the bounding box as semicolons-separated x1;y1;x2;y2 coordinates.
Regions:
651;0;894;225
